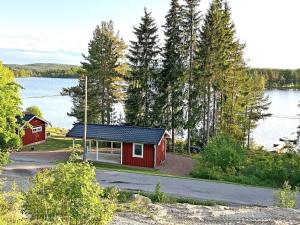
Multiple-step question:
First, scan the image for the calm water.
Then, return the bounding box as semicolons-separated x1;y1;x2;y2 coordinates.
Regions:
17;78;300;149
17;77;78;128
252;89;300;149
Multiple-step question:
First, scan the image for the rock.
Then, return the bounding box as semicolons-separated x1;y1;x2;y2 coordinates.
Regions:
131;194;152;206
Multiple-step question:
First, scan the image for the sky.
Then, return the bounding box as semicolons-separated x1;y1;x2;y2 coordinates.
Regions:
0;0;299;69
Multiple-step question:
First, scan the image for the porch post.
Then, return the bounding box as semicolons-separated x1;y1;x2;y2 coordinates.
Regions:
96;140;99;161
111;141;113;154
89;140;92;152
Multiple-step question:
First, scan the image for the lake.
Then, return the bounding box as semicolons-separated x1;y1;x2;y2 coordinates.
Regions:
17;77;300;149
17;77;78;128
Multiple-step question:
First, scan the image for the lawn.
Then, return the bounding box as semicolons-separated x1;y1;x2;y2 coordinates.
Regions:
22;136;81;151
92;161;164;176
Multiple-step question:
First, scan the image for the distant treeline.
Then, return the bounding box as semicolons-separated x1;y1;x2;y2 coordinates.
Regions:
6;63;300;87
5;63;81;78
249;68;300;89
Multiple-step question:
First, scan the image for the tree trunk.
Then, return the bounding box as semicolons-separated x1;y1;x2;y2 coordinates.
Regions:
212;88;216;135
206;82;211;143
247;108;252;149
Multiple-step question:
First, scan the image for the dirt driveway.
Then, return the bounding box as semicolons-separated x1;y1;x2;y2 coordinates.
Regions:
159;153;195;176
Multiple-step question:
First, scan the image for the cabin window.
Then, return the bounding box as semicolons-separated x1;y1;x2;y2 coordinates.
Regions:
133;143;143;158
32;126;42;133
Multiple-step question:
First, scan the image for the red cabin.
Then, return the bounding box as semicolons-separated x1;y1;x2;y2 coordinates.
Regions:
17;114;50;146
67;124;171;168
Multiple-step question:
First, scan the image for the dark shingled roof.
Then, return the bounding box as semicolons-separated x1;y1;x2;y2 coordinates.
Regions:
16;114;35;125
66;123;167;145
16;113;50;126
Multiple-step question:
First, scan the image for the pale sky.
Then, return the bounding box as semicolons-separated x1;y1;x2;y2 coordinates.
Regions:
0;0;299;69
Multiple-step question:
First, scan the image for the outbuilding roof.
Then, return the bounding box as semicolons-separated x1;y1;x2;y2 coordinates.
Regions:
66;123;170;145
16;113;51;127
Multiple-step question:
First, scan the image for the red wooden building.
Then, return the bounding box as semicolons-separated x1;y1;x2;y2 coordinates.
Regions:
67;124;170;168
17;114;50;146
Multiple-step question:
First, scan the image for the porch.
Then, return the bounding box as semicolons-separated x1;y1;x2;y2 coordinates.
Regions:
72;139;122;164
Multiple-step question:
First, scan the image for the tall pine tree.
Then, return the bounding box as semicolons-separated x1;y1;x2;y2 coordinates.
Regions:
156;0;185;152
63;21;126;124
182;0;201;153
125;8;160;127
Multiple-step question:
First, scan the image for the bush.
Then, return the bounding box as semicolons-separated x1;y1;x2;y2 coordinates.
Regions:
0;183;28;225
202;134;245;172
24;162;117;225
192;140;300;188
151;183;176;204
273;181;299;208
0;151;11;166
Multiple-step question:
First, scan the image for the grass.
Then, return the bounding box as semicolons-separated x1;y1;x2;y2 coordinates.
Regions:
92;161;164;176
22;136;81;151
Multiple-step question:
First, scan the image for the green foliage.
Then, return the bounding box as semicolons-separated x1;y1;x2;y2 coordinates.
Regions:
273;181;299;208
193;140;300;188
63;21;127;124
152;183;170;203
6;63;81;78
249;68;300;89
0;62;22;153
0;151;11;166
202;135;245;171
154;0;185;152
24;162;117;224
0;183;29;225
25;105;43;118
125;8;160;127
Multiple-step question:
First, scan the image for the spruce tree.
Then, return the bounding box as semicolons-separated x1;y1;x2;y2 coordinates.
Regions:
63;21;126;124
195;0;224;144
157;0;185;152
182;0;201;154
125;8;160;127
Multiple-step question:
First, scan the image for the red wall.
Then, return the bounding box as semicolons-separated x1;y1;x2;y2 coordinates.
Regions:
22;118;46;146
122;143;154;168
156;137;166;167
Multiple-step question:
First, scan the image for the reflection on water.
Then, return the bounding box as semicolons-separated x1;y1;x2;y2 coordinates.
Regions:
17;78;300;149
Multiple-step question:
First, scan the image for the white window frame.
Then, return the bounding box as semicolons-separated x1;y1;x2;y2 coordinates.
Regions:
32;126;42;133
133;143;144;158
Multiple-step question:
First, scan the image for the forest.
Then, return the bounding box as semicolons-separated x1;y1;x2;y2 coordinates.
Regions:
62;0;300;188
63;0;271;152
249;68;300;89
6;63;81;78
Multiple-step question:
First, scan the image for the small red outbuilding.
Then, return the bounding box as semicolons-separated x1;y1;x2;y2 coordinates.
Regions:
66;124;171;168
17;113;50;146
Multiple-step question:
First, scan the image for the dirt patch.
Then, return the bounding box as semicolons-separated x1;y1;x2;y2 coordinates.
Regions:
159;153;195;176
111;204;300;225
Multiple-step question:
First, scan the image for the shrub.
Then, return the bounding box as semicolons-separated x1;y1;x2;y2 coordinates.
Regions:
0;151;11;166
0;183;28;225
24;162;117;225
202;134;245;172
273;181;299;208
151;183;176;204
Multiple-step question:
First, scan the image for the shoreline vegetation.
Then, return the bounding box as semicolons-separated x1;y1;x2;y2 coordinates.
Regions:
5;63;81;79
9;63;300;89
